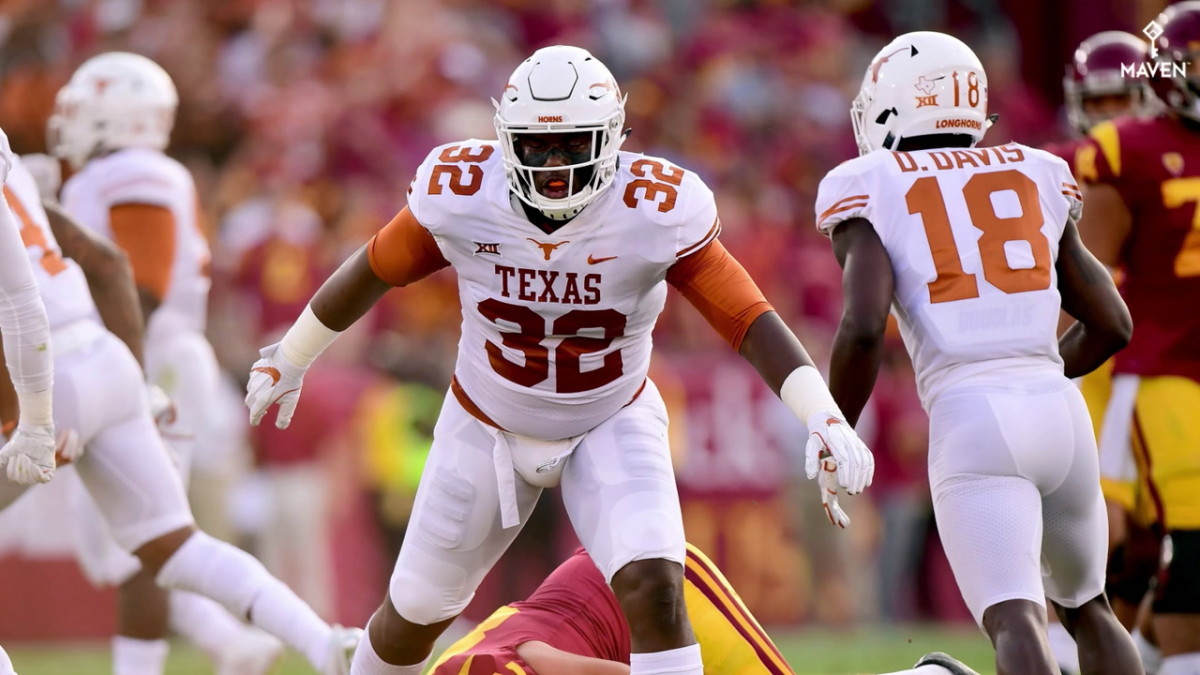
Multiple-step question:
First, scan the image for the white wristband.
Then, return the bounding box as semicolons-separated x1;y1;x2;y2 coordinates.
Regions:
16;388;53;428
779;365;844;423
279;305;342;369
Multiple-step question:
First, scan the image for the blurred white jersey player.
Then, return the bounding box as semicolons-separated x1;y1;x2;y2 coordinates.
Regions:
22;51;338;675
0;147;358;674
0;124;57;488
817;33;1142;675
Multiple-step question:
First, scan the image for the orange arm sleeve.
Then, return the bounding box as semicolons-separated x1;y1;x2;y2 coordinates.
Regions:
109;203;177;302
666;240;773;351
367;207;450;287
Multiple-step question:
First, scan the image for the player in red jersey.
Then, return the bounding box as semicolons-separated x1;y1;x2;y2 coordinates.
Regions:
1077;3;1200;673
1046;31;1155;170
431;544;981;675
1042;31;1157;675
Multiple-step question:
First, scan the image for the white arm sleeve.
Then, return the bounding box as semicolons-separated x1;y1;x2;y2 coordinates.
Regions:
0;193;53;424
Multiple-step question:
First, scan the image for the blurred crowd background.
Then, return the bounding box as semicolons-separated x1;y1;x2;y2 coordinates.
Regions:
0;0;1170;642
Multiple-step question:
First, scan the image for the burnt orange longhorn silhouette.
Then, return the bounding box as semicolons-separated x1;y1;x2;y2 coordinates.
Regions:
527;238;571;261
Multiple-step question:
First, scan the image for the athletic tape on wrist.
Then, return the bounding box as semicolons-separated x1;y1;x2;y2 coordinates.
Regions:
779;366;843;423
278;305;342;369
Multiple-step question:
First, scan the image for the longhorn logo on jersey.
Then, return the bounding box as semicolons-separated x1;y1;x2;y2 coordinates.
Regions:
527;238;570;261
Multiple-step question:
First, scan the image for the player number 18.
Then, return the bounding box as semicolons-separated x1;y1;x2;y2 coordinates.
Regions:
905;169;1052;303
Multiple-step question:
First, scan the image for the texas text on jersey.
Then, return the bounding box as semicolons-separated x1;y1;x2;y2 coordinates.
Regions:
369;141;730;441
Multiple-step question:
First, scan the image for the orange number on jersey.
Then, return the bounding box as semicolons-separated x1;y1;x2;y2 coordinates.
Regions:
963;170;1052;293
477;299;626;393
906;169;1051;303
905;177;979;302
623;159;685;213
3;187;67;276
1161;177;1200;277
427;144;494;197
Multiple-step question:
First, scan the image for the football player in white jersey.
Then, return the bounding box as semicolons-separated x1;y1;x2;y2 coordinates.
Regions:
245;45;873;675
29;51;286;675
0;129;57;487
0;149;358;674
816;32;1141;675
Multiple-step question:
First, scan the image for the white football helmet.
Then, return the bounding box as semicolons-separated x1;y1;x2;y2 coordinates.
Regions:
852;32;991;155
494;45;627;221
48;52;178;169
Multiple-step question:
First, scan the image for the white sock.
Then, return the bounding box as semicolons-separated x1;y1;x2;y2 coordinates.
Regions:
0;644;16;675
350;625;427;675
1160;653;1200;675
629;644;703;675
111;636;169;675
169;590;253;658
876;667;954;675
1046;620;1080;674
1134;628;1164;675
155;531;332;669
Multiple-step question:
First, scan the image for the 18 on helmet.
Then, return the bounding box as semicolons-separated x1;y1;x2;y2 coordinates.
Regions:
1064;31;1154;135
852;31;990;155
493;45;627;221
48;51;178;169
1148;0;1200;123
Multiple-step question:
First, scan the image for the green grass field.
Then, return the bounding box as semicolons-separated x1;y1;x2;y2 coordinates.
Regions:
5;624;996;674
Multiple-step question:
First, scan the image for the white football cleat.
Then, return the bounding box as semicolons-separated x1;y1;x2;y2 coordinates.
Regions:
322;624;363;675
215;627;283;675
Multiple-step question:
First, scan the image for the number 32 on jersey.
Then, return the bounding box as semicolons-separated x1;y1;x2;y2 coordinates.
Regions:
906;169;1053;303
424;144;687;394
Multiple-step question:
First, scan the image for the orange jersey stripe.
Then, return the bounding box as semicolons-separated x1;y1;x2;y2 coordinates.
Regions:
817;200;869;226
3;186;34;230
684;547;794;675
676;216;722;258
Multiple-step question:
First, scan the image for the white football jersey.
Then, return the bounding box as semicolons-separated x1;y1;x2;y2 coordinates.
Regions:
815;144;1081;408
5;156;100;329
408;140;719;440
61;147;210;335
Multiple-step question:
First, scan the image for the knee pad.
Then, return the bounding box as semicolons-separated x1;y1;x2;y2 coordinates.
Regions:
1107;523;1164;606
1153;530;1200;614
389;556;472;626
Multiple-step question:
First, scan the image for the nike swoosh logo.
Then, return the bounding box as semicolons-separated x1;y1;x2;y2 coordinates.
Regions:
587;255;618;265
252;366;281;385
